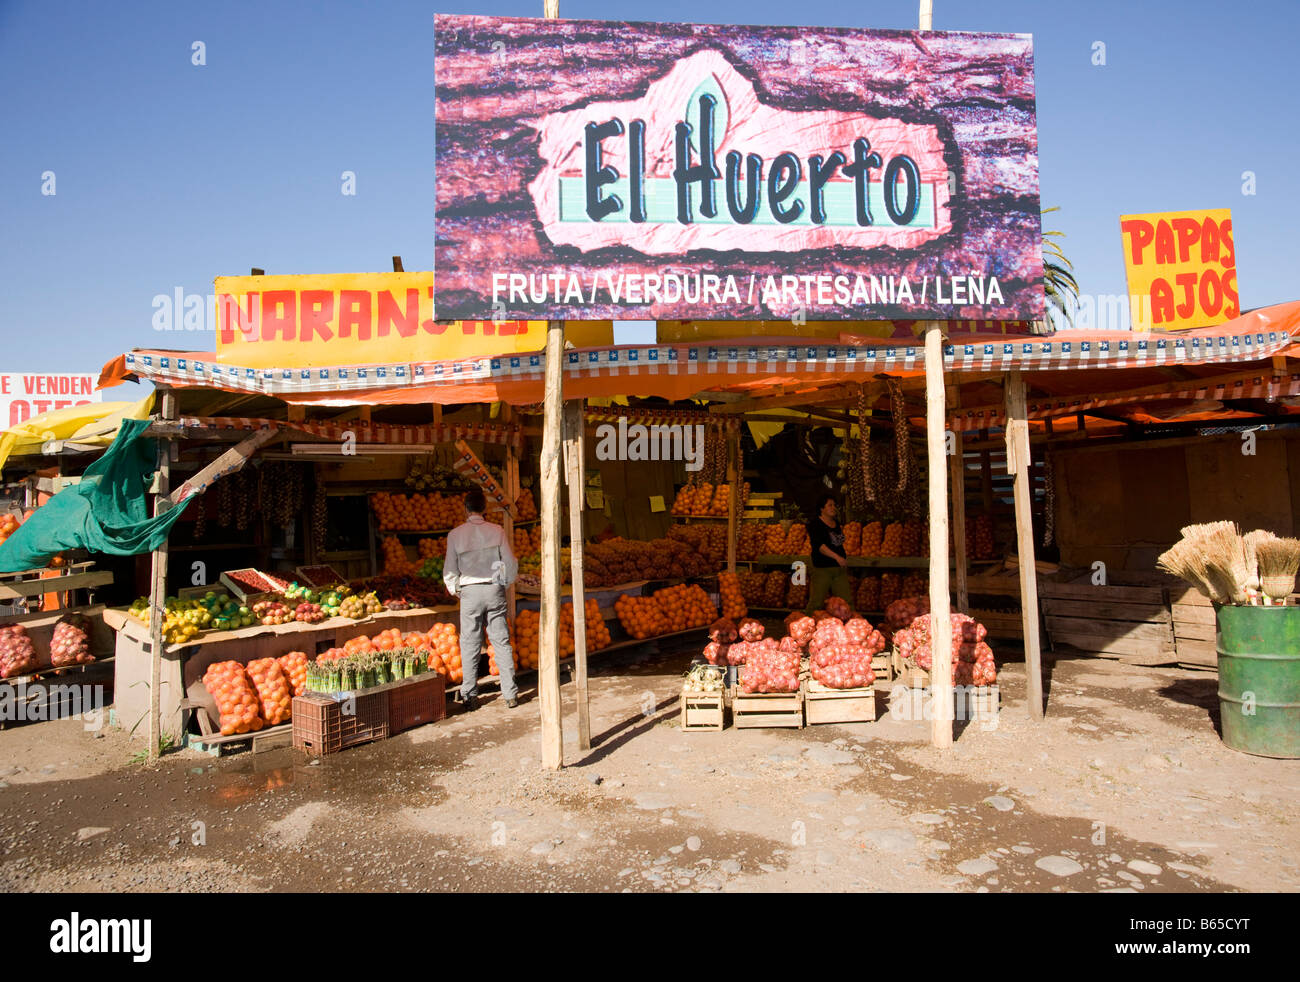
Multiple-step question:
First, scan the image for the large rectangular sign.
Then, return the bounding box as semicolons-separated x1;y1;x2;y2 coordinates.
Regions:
435;15;1043;322
214;272;611;368
1;374;101;429
1119;209;1238;332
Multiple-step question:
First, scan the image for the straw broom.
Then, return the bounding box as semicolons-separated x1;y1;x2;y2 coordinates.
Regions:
1256;537;1300;605
1157;539;1232;605
1242;529;1277;603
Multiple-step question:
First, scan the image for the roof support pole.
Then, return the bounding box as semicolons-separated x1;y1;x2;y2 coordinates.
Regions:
924;324;954;749
563;399;591;752
538;320;565;769
1005;368;1045;718
147;389;177;760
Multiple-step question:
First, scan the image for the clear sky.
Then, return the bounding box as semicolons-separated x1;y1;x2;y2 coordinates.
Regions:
1;0;1296;373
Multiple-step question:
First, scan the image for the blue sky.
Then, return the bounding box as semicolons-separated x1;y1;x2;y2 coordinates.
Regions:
1;0;1296;373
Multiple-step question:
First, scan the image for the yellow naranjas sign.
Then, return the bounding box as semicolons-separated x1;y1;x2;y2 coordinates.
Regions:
214;272;610;367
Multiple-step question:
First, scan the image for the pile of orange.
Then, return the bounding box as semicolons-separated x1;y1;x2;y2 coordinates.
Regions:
425;622;463;683
371;492;466;531
880;522;906;557
381;536;417;575
245;657;293;725
614;595;668;639
277;651;308;696
418;536;448;559
858;521;884;556
513;525;542;555
652;583;717;633
718;571;747;619
202;661;263;736
669;482;751;516
737;522;766;560
515;488;538;521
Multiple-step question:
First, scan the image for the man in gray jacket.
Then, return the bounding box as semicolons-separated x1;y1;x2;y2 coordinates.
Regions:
443;489;520;710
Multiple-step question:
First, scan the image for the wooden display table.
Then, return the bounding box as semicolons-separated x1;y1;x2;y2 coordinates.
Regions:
105;604;457;744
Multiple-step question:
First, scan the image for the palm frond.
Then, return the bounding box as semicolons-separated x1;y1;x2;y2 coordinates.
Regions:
1040;207;1080;330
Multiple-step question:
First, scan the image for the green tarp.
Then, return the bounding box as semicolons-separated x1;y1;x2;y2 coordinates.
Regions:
0;417;190;573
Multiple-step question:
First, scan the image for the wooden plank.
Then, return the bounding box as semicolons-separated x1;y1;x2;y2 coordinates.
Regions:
1172;603;1217;626
169;427;280;505
1052;633;1176;658
1175;638;1218;668
1005;369;1043;719
1173;621;1217;642
1045;615;1174;644
1038;581;1168;605
538;321;564;770
926;323;954;748
563;399;590;751
1039;598;1171;623
1170;585;1213;607
805;679;877;724
0;570;113;600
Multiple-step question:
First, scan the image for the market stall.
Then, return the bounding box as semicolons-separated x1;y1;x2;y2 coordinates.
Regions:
94;296;1300;755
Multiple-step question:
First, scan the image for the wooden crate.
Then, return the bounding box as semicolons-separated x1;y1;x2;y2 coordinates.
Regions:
805;679;876;724
732;686;803;729
1169;586;1217;669
871;650;893;683
956;685;1000;721
1039;580;1177;665
891;647;930;687
679;687;725;731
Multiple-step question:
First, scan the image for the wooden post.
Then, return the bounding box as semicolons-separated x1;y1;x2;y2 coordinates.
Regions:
538;321;565;769
563;400;590;750
947;385;968;612
501;404;518;624
1005;369;1044;719
147;389;177;759
536;0;565;773
725;425;739;573
924;324;953;749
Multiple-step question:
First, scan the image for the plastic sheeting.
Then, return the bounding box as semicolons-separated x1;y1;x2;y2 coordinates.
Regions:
0;417;189;573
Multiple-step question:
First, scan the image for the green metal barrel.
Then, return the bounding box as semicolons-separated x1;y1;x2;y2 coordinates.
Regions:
1216;604;1300;758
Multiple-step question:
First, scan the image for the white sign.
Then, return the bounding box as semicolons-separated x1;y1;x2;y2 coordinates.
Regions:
0;373;102;429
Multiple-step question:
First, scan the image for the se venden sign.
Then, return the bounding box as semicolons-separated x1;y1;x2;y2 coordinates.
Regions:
0;374;101;428
434;15;1044;322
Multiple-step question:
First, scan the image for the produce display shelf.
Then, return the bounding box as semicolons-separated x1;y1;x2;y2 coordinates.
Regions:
671;515;731;521
380;518;538;537
102;603;459;654
752;555;936;568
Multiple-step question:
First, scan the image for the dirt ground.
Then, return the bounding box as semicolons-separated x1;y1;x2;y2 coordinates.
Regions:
1;643;1297;894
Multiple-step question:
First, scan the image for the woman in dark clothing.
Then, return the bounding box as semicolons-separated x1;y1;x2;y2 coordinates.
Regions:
805;492;853;614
